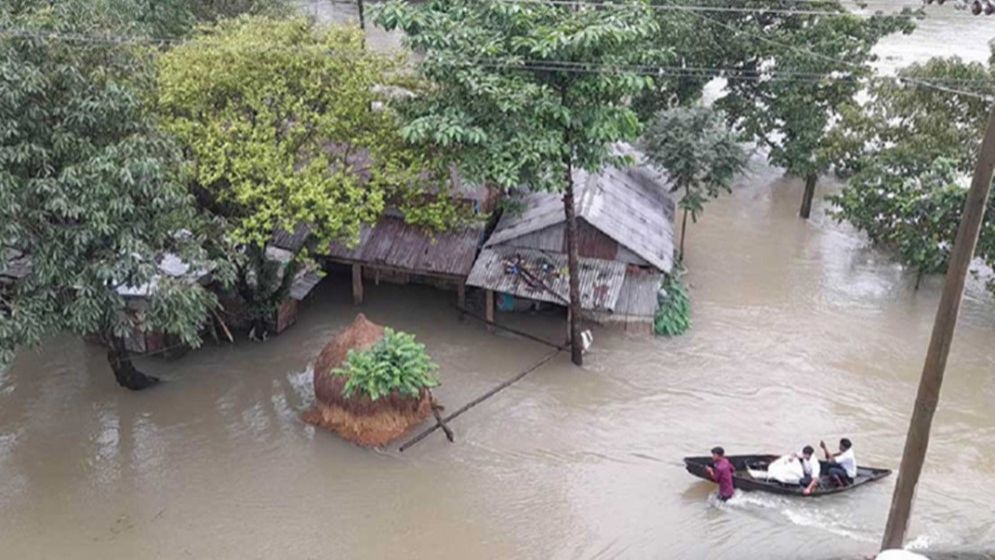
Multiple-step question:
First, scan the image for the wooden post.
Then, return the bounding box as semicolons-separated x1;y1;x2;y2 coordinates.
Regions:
485;289;494;332
799;172;817;219
457;283;466;320
565;306;572;346
881;104;995;551
352;263;364;305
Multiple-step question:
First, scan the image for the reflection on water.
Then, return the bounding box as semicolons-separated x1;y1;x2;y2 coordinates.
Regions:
2;5;995;560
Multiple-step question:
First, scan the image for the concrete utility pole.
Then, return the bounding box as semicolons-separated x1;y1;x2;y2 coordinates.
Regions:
881;103;995;550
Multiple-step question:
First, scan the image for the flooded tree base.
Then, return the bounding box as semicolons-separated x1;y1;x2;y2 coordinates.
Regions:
107;344;159;391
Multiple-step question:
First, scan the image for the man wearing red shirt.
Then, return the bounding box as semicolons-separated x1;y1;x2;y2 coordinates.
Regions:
705;446;735;501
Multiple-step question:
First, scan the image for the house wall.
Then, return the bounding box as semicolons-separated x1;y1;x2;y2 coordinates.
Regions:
583;310;654;334
499;220;651;267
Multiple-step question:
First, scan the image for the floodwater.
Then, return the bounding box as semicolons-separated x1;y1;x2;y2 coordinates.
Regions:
3;5;995;560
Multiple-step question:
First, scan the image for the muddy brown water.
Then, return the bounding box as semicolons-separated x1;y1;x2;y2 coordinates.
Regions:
3;4;995;559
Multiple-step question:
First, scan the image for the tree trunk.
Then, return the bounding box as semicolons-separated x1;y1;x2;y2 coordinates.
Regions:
799;172;817;219
563;161;583;366
357;0;366;30
881;104;995;551
679;207;690;261
106;336;159;391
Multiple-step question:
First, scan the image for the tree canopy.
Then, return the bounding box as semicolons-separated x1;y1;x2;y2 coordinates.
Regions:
0;2;230;387
158;17;453;251
639;1;915;218
829;55;995;293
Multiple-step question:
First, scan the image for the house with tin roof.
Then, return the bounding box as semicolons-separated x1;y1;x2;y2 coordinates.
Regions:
466;145;676;332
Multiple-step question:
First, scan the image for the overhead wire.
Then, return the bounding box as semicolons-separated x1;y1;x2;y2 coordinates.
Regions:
668;0;995;100
492;0;920;18
2;0;992;100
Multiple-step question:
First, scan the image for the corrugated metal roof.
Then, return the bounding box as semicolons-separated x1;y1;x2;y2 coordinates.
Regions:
613;267;663;318
289;270;323;301
466;247;626;312
115;253;212;298
325;216;484;278
485;143;675;273
272;223;311;252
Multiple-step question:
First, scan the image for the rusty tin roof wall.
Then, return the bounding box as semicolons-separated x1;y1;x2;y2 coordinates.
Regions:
484;145;675;274
466;246;626;312
612;268;664;318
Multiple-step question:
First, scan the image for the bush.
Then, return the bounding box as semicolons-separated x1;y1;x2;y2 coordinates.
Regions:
654;272;691;337
331;328;439;400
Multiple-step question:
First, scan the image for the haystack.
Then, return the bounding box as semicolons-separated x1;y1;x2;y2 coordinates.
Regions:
302;314;433;447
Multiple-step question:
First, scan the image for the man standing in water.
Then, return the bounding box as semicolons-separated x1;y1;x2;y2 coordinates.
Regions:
704;446;735;501
821;438;857;486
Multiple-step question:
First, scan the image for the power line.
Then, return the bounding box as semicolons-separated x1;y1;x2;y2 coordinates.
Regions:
2;23;991;98
675;3;994;100
492;0;917;18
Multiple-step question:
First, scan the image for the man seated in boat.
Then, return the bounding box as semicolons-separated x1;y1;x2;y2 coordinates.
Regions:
704;446;735;502
764;448;819;494
797;445;821;495
821;438;857;486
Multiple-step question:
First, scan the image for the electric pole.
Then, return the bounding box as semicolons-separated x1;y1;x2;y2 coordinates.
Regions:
881;103;995;550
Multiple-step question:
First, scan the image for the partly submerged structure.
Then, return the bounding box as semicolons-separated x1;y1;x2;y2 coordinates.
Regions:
467;150;675;331
324;213;485;307
323;172;494;307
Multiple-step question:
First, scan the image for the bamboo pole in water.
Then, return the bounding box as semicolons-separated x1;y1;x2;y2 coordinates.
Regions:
881;104;995;550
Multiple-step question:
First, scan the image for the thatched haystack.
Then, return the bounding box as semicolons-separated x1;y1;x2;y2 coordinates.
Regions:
302;314;433;447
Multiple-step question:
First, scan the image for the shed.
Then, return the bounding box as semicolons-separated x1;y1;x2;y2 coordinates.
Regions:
467;146;675;330
325;214;486;307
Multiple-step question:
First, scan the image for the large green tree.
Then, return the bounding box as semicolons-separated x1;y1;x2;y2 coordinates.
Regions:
830;56;995;293
828;56;994;177
0;2;230;389
639;1;914;218
376;0;660;365
642;106;747;259
157;17;456;334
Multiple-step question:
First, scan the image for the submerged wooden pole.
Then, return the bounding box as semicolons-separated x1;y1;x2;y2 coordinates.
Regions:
485;289;495;332
881;104;995;551
352;264;364;305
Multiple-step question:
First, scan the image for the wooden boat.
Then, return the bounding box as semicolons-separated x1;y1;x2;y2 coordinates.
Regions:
684;454;891;497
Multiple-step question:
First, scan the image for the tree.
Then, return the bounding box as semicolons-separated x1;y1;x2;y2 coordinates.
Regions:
376;0;659;365
639;1;914;218
0;3;230;389
830;56;995;292
830;157;968;288
642;106;747;258
157;17;455;334
828;56;994;177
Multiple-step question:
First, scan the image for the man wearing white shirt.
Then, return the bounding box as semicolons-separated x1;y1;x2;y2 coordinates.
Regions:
821;438;857;486
798;445;821;495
